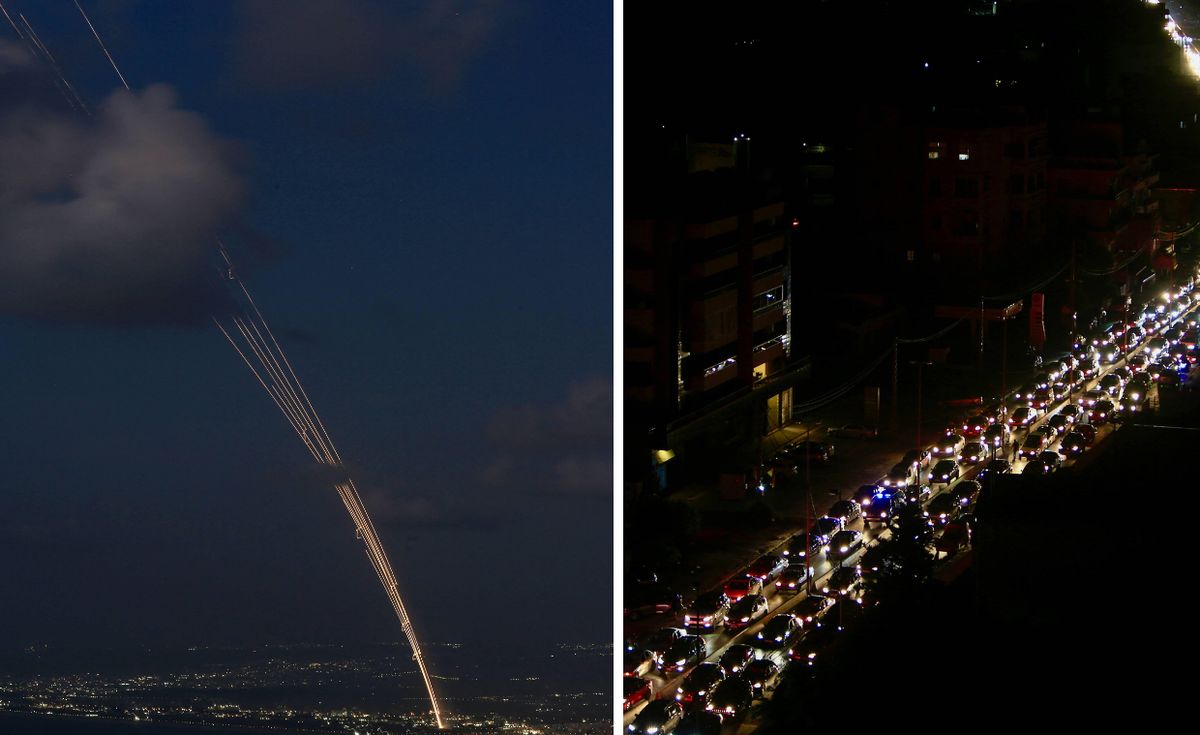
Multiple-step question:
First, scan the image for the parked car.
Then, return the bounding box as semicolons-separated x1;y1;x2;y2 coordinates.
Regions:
830;424;878;439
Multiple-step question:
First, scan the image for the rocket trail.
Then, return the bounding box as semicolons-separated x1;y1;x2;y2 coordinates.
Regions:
0;1;22;39
72;0;128;90
214;260;448;729
58;15;449;728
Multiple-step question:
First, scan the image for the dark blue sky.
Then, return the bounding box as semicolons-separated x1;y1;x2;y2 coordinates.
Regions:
0;0;611;660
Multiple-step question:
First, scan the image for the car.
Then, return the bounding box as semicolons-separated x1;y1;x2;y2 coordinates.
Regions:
743;658;780;698
675;662;725;708
959;441;987;465
931;458;959;484
933;433;966;457
977;458;1012;483
907;483;932;504
925;493;961;527
861;491;901;525
684;592;731;631
1047;413;1072;433
1033;423;1058;441
934;520;972;556
718;644;757;675
984;422;1010;447
785;530;823;560
1075;423;1097;444
784;440;835;464
1023;457;1054;475
746;554;788;584
787;619;839;665
1129;353;1148;372
778;564;809;592
706;676;754;718
1019;433;1048;459
1030;388;1053;410
791;594;835;626
1009;406;1036;427
810;516;845;544
1099;374;1123;397
755;613;803;649
882;462;913;488
664;635;708;674
830;424;878;439
1147;336;1168;357
638;627;687;669
1060;403;1083;420
1060;431;1086;456
624;676;654;713
1037;450;1062;471
821;565;864;597
726;594;769;631
950;479;981;507
629;700;685;734
853;483;884;506
828;499;862;524
625;583;686;620
961;414;991;437
625;647;657;678
1079;389;1105;408
1090;399;1115;423
827;529;864;560
902;448;933;470
675;711;724;735
723;576;763;603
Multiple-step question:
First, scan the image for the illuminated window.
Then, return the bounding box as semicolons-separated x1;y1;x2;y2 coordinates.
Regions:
928;141;943;159
958;145;972;161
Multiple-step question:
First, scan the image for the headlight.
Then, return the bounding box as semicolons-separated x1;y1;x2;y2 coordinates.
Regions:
629;726;637;732
880;511;887;518
676;659;686;666
839;546;848;552
741;617;749;622
697;690;706;697
702;616;712;622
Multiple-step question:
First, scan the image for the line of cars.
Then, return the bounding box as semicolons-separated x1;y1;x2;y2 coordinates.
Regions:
625;276;1200;732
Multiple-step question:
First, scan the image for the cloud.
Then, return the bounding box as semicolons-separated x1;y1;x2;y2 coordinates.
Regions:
0;39;33;72
480;377;612;496
358;484;499;530
234;0;512;93
0;84;245;325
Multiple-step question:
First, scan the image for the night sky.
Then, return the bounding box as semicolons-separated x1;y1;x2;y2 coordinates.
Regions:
0;0;611;660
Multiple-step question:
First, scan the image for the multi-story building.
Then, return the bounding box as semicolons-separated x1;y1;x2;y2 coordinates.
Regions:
922;110;1049;267
1047;119;1159;256
626;152;804;489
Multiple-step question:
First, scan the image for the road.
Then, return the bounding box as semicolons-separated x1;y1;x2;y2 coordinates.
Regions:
624;275;1200;733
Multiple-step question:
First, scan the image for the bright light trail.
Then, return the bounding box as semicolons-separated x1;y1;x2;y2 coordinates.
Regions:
44;9;450;726
214;248;447;730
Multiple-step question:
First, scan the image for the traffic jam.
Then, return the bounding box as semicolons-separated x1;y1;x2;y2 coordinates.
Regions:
623;274;1200;734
